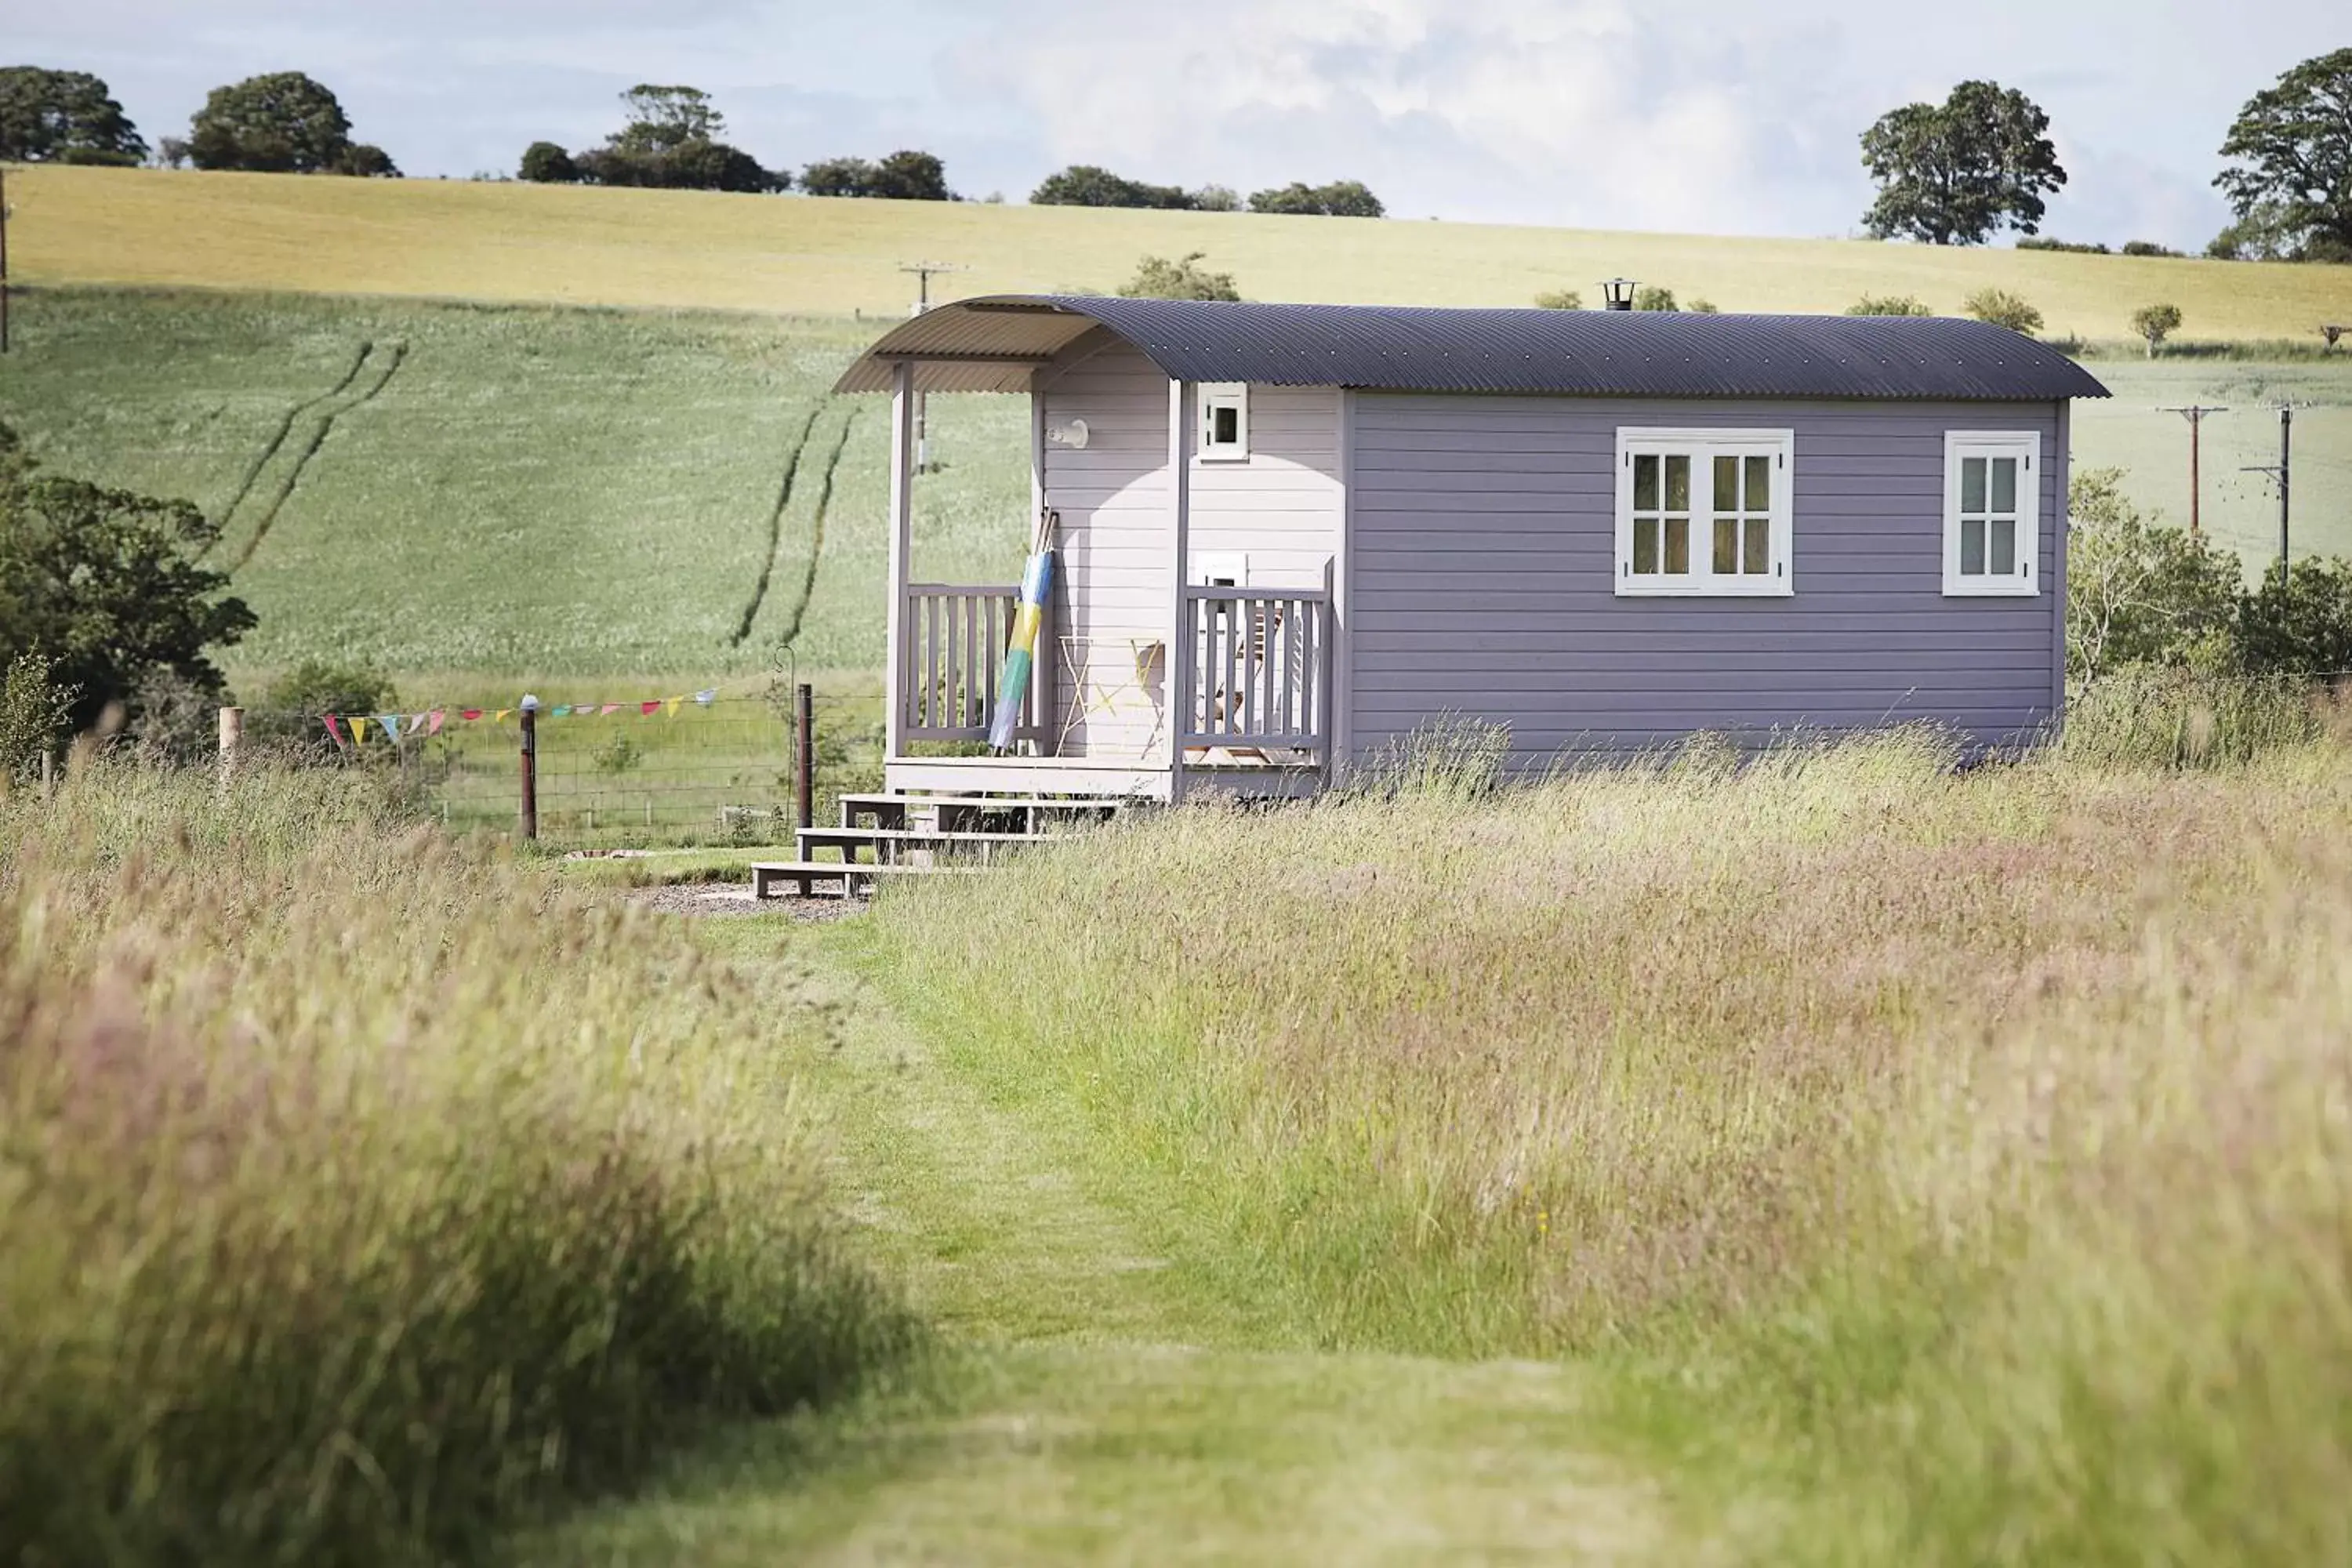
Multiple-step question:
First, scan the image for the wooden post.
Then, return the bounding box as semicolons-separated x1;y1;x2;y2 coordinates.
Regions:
884;361;915;766
794;682;815;830
518;695;539;841
216;706;243;786
1;163;11;357
1166;378;1193;801
38;750;53;800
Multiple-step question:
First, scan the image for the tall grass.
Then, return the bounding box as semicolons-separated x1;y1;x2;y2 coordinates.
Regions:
873;728;2352;1563
0;763;913;1565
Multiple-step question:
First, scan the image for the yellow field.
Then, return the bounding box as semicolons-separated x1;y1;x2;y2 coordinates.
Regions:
13;164;2350;338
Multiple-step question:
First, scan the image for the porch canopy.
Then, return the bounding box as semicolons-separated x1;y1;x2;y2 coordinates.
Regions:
833;295;2111;401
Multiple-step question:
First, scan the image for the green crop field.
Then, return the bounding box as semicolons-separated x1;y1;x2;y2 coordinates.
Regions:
3;287;2348;700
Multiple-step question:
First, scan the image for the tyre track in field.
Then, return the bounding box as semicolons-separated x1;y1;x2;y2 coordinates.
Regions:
205;339;375;556
767;406;860;652
230;340;408;574
731;402;826;646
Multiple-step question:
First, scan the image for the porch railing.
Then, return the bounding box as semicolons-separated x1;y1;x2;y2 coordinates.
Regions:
900;583;1049;744
1182;576;1332;757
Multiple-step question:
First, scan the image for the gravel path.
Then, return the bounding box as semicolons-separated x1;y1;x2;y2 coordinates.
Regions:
624;882;865;921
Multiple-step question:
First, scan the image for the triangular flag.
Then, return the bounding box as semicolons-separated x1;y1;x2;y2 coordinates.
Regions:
461;709;483;722
495;709;513;724
552;705;572;718
598;703;619;717
694;688;717;706
350;716;369;744
641;701;661;717
428;710;445;735
323;714;347;747
379;713;401;742
665;696;684;717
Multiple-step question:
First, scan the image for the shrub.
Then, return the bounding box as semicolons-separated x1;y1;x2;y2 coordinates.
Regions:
0;651;74;783
245;659;401;755
2016;235;2110;253
1532;288;1582;310
1117;251;1240;302
2131;301;2184;356
2237;557;2352;675
1848;294;1933;315
1632;285;1678;311
519;140;579;183
1963;286;2044;335
2122;238;2183;257
1190;183;1241;212
0;764;914;1564
2065;467;2241;681
1686;298;1721;314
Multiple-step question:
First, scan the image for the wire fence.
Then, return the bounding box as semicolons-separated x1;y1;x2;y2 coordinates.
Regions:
256;689;884;849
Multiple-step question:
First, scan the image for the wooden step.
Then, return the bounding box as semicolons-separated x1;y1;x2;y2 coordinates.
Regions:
795;826;1062;863
838;793;1127;831
750;861;981;900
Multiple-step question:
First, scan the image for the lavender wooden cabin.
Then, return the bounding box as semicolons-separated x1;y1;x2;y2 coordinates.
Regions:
835;296;2109;802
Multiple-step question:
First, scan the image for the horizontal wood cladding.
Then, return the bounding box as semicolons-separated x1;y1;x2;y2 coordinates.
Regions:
1347;392;2064;758
1187;383;1344;586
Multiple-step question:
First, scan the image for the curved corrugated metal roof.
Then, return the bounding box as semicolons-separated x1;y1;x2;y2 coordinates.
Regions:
834;295;2110;401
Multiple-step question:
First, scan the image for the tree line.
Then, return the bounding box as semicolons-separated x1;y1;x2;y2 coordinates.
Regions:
4;51;2350;258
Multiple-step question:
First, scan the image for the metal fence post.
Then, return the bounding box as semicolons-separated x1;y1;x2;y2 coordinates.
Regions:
795;683;815;831
518;695;539;841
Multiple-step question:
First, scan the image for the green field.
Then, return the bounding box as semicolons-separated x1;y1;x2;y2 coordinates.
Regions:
3;286;2349;698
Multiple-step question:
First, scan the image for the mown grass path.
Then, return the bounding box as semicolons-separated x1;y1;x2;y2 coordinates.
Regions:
509;916;1663;1565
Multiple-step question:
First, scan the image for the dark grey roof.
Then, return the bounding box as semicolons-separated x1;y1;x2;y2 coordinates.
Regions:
834;295;2110;401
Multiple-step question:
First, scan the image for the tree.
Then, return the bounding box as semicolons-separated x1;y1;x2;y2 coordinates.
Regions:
1848;294;1933;315
246;658;398;754
800;151;946;200
1860;80;2067;245
155;135;190;169
0;421;254;735
2214;49;2352;261
1030;164;1192;209
1192;184;1240;212
2064;469;2241;681
1632;285;1678;311
1248;179;1385;217
612;85;724;153
0;650;74;782
188;72;365;174
519;140;578;183
1963;287;2043;335
332;143;398;178
1117;252;1240;301
2130;302;2183;357
0;67;146;165
1533;288;1582;310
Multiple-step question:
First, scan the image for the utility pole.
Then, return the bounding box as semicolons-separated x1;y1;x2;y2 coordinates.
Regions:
2239;405;2293;576
898;261;966;474
2159;405;2227;537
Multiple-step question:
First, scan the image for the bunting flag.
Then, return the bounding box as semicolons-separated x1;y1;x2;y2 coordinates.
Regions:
461;709;483;722
641;700;661;717
598;703;619;717
379;713;403;742
495;709;514;724
323;691;743;743
427;710;446;736
552;704;572;718
349;716;369;744
323;714;347;747
665;696;684;717
695;689;717;706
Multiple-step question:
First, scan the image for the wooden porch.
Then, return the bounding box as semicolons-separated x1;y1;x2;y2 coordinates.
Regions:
877;362;1336;804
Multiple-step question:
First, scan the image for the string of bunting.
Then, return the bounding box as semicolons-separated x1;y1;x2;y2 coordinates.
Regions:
324;689;720;747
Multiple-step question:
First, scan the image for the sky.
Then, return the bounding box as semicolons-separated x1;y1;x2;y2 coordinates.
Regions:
9;0;2344;249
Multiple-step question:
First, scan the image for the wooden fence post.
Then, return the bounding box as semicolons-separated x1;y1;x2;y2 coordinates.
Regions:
518;695;539;841
795;683;815;831
216;706;243;789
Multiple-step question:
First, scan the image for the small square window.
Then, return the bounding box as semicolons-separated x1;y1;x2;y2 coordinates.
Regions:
1616;428;1792;597
1198;383;1250;461
1944;432;2039;597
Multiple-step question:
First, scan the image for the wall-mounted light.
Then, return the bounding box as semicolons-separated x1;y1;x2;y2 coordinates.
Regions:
1601;278;1638;311
1045;418;1090;450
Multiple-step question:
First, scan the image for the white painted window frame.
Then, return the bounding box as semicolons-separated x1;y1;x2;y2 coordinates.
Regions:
1194;550;1250;586
1942;430;2041;597
1197;382;1250;462
1613;426;1795;598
